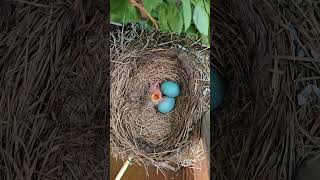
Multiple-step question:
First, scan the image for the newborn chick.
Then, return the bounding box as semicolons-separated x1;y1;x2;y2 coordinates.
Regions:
146;80;163;108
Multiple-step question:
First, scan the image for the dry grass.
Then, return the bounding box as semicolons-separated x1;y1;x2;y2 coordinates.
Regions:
212;0;320;180
110;27;210;172
0;0;107;179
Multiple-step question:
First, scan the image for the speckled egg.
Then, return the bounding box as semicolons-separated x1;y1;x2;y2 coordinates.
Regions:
160;80;181;98
157;97;175;113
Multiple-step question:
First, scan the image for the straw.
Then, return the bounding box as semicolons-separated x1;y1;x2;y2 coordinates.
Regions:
115;157;132;180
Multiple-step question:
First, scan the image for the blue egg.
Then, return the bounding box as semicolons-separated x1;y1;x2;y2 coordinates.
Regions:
157;97;175;113
160;80;181;98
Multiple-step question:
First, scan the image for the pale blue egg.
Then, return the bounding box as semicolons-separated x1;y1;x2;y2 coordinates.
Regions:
157;97;175;113
160;80;181;98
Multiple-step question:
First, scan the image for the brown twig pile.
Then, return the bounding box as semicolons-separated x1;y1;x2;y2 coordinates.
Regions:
212;0;320;180
110;28;210;171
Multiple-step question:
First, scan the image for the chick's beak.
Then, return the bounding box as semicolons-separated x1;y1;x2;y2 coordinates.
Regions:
151;91;162;103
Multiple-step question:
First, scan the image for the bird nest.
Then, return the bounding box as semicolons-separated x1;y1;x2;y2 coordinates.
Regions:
110;28;210;170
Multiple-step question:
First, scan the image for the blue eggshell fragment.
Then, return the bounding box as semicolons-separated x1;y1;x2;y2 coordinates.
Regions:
160;80;181;98
157;97;176;113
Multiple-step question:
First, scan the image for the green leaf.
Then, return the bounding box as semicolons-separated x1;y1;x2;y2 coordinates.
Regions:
191;0;200;5
193;3;209;36
191;0;210;11
151;9;159;18
182;0;192;31
167;5;183;34
157;6;170;32
185;24;198;35
201;34;209;46
166;0;177;5
144;0;163;12
110;0;126;11
110;0;139;24
111;7;139;24
185;25;199;39
204;0;210;14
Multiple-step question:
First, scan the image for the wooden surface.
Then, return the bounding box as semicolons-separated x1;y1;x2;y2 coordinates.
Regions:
110;140;209;180
110;158;209;180
110;156;185;180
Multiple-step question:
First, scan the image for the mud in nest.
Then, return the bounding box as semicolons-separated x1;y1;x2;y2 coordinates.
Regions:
110;28;210;170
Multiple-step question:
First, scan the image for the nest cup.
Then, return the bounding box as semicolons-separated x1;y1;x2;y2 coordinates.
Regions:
111;31;209;170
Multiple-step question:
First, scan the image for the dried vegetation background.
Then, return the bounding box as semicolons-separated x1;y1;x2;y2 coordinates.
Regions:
0;1;107;179
212;0;320;180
